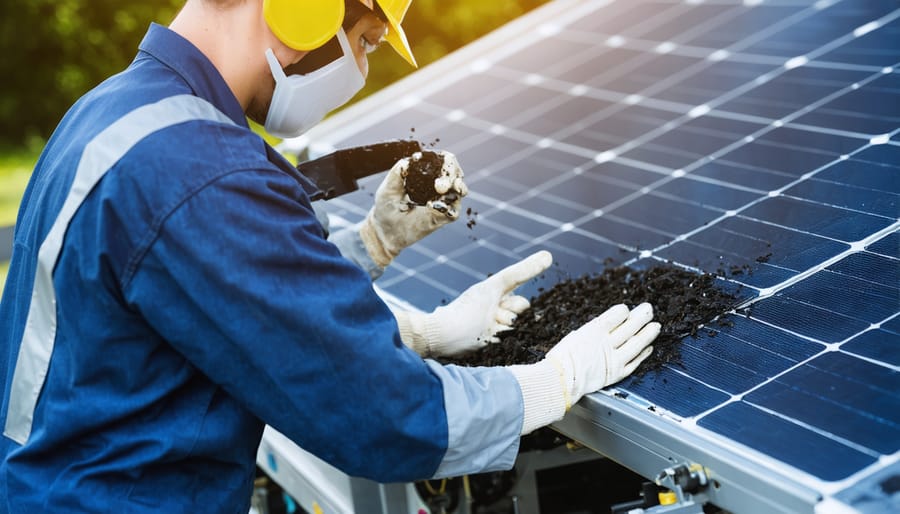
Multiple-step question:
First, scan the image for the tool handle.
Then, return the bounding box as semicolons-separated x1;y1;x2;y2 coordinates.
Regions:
336;139;422;181
296;140;422;200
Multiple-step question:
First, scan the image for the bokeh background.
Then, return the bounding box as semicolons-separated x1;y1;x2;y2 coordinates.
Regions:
0;0;549;291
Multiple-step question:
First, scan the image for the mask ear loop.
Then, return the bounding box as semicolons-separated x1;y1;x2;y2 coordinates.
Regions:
334;29;354;60
334;28;366;81
265;49;287;83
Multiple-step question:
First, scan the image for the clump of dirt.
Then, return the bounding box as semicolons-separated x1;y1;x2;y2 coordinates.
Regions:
405;151;445;205
466;207;478;230
442;264;740;378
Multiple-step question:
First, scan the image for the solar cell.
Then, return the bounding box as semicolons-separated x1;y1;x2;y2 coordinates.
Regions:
745;352;900;456
843;329;900;366
293;0;900;511
698;401;879;482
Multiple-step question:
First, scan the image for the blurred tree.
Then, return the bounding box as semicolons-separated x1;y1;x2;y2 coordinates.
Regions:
0;0;548;148
0;0;182;147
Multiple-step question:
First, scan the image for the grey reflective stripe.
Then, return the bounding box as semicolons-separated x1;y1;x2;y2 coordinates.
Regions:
424;361;522;478
4;95;235;444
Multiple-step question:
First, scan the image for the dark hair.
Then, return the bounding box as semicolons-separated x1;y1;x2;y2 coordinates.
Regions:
342;0;387;31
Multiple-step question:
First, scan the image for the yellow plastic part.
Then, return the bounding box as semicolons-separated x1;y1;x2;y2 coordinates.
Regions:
263;0;345;51
375;0;417;67
312;501;324;514
658;491;678;505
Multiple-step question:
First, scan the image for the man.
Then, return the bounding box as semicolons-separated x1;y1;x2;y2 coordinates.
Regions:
0;0;660;512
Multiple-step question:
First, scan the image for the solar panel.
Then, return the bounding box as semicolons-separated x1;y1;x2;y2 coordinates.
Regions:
287;0;899;511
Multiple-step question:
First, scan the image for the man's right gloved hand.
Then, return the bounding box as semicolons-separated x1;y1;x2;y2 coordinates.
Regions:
358;151;467;268
507;303;660;435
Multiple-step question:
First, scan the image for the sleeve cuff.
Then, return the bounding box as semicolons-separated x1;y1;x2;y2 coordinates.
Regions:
393;308;429;356
507;361;567;435
329;225;385;281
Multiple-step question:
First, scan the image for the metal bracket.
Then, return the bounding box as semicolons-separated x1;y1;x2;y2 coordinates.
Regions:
611;463;710;514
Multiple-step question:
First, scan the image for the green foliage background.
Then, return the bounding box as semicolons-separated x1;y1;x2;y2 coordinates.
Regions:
0;0;548;147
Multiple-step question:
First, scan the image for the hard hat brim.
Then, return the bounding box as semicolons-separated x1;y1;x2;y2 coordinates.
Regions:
381;10;417;67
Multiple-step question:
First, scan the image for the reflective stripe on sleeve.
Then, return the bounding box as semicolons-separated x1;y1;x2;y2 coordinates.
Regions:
4;95;235;444
424;361;522;478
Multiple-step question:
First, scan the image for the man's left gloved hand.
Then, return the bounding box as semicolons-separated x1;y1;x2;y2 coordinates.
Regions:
393;251;553;357
358;150;467;268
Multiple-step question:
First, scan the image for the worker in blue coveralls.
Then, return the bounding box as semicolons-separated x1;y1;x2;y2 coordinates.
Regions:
0;0;661;512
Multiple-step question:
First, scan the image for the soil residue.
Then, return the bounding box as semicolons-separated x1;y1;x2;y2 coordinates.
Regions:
405;151;445;205
441;264;740;378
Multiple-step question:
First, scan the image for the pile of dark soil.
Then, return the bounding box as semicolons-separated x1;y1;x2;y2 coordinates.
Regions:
442;264;740;378
404;151;445;205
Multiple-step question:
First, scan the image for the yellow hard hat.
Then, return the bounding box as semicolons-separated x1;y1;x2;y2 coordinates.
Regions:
373;0;417;67
264;0;417;67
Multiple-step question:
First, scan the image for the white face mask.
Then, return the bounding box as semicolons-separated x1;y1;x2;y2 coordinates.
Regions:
264;29;365;139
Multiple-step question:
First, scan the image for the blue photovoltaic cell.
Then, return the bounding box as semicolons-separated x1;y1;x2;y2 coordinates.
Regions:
385;273;456;308
739;196;894;242
749;294;871;343
745;352;900;455
778;270;899;324
654;61;775;105
652;180;760;211
783;178;898;218
587;162;667;189
445;244;521;281
608;195;722;237
756;127;868;156
820;19;900;66
842;329;900;367
522;233;631;282
816;156;900;194
577;214;672;251
544;177;638;212
514;96;616;136
710;314;825;363
690;160;798;191
618;366;730;418
715;141;838;179
304;0;900;496
882;315;900;335
517;195;591;224
826;252;900;289
458;136;534;172
795;76;900;135
655;216;849;288
698;401;878;482
669;315;822;393
718;68;872;120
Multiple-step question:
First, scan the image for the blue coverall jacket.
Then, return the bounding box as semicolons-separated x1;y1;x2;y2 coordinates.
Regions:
0;24;524;513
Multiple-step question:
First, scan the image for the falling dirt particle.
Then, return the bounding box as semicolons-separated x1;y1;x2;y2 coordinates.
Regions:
465;207;478;230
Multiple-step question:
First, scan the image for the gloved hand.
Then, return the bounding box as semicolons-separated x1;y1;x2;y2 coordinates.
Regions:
393;250;553;357
546;303;658;407
359;150;467;267
508;303;659;435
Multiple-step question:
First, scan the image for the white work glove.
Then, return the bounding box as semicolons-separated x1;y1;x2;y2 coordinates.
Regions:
359;150;468;267
508;303;660;435
393;250;553;357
